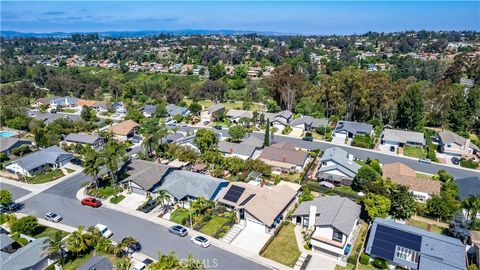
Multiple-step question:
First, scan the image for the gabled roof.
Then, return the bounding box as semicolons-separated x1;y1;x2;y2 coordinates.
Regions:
226;109;253;119
439;130;479;151
218;141;256;158
78;256;113;270
0;237;50;270
455;176;480;200
64;133;101;144
30;112;82;125
0;234;14;249
259;146;308;167
0;137;31;153
290;116;328;129
382;129;425;145
140;104;157;115
108;120;139;136
12;146;73;171
77;99;98;107
319;147;361;177
270;141;295;151
206;104;225;114
121;160;172;191
276;110;293;120
334;121;373;135
241;136;264;148
166;104;189;116
366;218;466;270
382;163;441;195
158;170;228;200
292;195;361;235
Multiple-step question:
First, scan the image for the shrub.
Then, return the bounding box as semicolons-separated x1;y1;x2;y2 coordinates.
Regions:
359;253;370;265
347;256;357;265
11;216;38;235
460;158;479;169
282;125;292;135
222;225;231;231
371;258;388;269
469;264;479;270
11;145;31;156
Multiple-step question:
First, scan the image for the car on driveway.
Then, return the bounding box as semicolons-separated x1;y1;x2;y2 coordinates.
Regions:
191;235;211;248
44;212;63;223
138;200;157;213
95;223;113;238
81;197;102;208
451;156;460;165
0;202;22;213
419;158;432;164
169;225;188;237
213;125;222;130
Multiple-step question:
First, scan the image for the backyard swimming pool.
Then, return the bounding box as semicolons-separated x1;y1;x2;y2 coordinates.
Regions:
0;131;17;138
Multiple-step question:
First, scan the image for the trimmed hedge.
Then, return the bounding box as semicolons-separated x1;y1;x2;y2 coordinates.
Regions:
372;258;388;269
359;253;370;265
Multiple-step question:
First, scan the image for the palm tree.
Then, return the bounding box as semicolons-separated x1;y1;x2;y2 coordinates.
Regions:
149;252;181;270
85;226;102;248
156;190;171;207
183;254;204;270
65;226;88;256
83;148;104;188
115;258;132;270
102;140;125;186
462;195;480;220
43;231;65;267
120;236;137;251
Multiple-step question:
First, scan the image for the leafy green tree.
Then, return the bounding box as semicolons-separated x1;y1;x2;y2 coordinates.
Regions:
228;125;246;142
264;119;270;146
81;106;94;122
390;185;416;220
208;63;226;81
193;129;218;153
448;91;471;132
352;166;380;191
188;102;202;114
6;116;30;130
436;170;454;183
11;216;38;235
156;190;171;207
299;187;314;203
0;189;13;205
155;103;167;118
396;85;425;130
426;181;460;220
363;193;391;220
149;251;181;270
448;213;471;244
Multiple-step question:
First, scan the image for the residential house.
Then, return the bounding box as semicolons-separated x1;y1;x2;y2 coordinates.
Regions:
217;181;301;234
120;160;228;205
30;112;82;125
49;96;79;108
382;162;441;202
140;104;157;118
107;120;139;141
317;147;361;186
5;146;73;177
292;195;361;260
166;104;190;117
0;137;32;155
454;176;480;201
0;235;52;270
91;101;108;114
63;133;104;149
333;121;373;139
111;102;126;114
175;135;200;152
470;231;480;268
201;104;225;123
258;142;309;173
365;218;466;270
33;96;58;108
226;109;254;124
262;110;294;131
78;256;113;270
438;130;479;158
291;116;329;132
381;129;425;152
218;141;259;160
77;99;98;108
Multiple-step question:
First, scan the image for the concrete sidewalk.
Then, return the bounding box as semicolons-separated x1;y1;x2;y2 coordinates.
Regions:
76;187;289;270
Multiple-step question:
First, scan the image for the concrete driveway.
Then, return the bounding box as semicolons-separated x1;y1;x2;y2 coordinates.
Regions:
231;224;271;253
305;253;339;270
117;192;146;210
331;135;346;145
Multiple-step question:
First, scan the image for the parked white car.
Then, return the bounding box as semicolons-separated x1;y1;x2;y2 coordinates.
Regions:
191;235;211;248
95;223;113;238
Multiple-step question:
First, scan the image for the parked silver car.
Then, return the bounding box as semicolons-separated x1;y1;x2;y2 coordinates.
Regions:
44;212;63;223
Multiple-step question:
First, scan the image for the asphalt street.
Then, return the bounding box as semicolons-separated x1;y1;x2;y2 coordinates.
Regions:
1;182;31;200
18;174;266;270
173;126;479;179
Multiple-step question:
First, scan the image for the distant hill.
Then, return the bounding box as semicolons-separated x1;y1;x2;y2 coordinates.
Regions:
1;29;295;38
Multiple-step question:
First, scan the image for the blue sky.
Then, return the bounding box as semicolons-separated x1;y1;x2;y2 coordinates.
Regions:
1;1;479;35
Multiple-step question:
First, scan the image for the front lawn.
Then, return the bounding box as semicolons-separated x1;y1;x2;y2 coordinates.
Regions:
200;216;229;237
405;219;445;235
31;225;69;240
109;194;125;204
170;208;191;225
351;135;374;149
61;251;119;270
28;170;64;184
261;222;301;267
61;108;77;113
403;146;426;158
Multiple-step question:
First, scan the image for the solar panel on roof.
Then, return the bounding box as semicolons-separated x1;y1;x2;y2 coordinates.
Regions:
370;224;422;261
223;185;245;203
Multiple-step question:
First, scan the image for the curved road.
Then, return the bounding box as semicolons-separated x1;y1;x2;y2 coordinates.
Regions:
19;173;266;270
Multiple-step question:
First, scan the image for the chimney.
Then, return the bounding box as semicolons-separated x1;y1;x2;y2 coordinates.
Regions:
230;148;233;154
260;179;264;188
308;205;316;229
282;156;286;162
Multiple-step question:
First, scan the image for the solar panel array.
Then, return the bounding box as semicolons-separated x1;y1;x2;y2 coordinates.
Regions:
223;185;245;203
370;224;422;261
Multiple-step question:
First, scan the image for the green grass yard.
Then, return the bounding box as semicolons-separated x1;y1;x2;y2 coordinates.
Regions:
27;170;64;184
31;225;69;240
261;222;301;267
415;172;433;180
403;146;427;158
200;216;229;237
170;208;191;225
61;108;77;113
405;219;445;235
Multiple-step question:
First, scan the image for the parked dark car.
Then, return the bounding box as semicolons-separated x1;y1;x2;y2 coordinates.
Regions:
302;136;313;142
169;225;188;237
0;202;22;213
138;200;157;213
451;156;460;165
122;237;142;252
213;125;222;130
389;146;395;152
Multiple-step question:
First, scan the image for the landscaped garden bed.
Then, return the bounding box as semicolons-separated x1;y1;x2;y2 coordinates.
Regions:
85;183;122;199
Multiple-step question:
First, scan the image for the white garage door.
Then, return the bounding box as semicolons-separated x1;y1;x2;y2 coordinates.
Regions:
334;132;347;138
246;218;266;232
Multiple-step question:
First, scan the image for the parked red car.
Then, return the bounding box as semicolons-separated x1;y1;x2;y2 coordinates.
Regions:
81;197;102;208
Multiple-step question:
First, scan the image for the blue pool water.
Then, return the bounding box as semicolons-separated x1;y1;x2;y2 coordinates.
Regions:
0;131;17;137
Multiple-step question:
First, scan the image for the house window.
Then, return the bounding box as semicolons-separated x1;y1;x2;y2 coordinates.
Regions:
395;246;419;263
332;230;343;242
303;217;309;227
